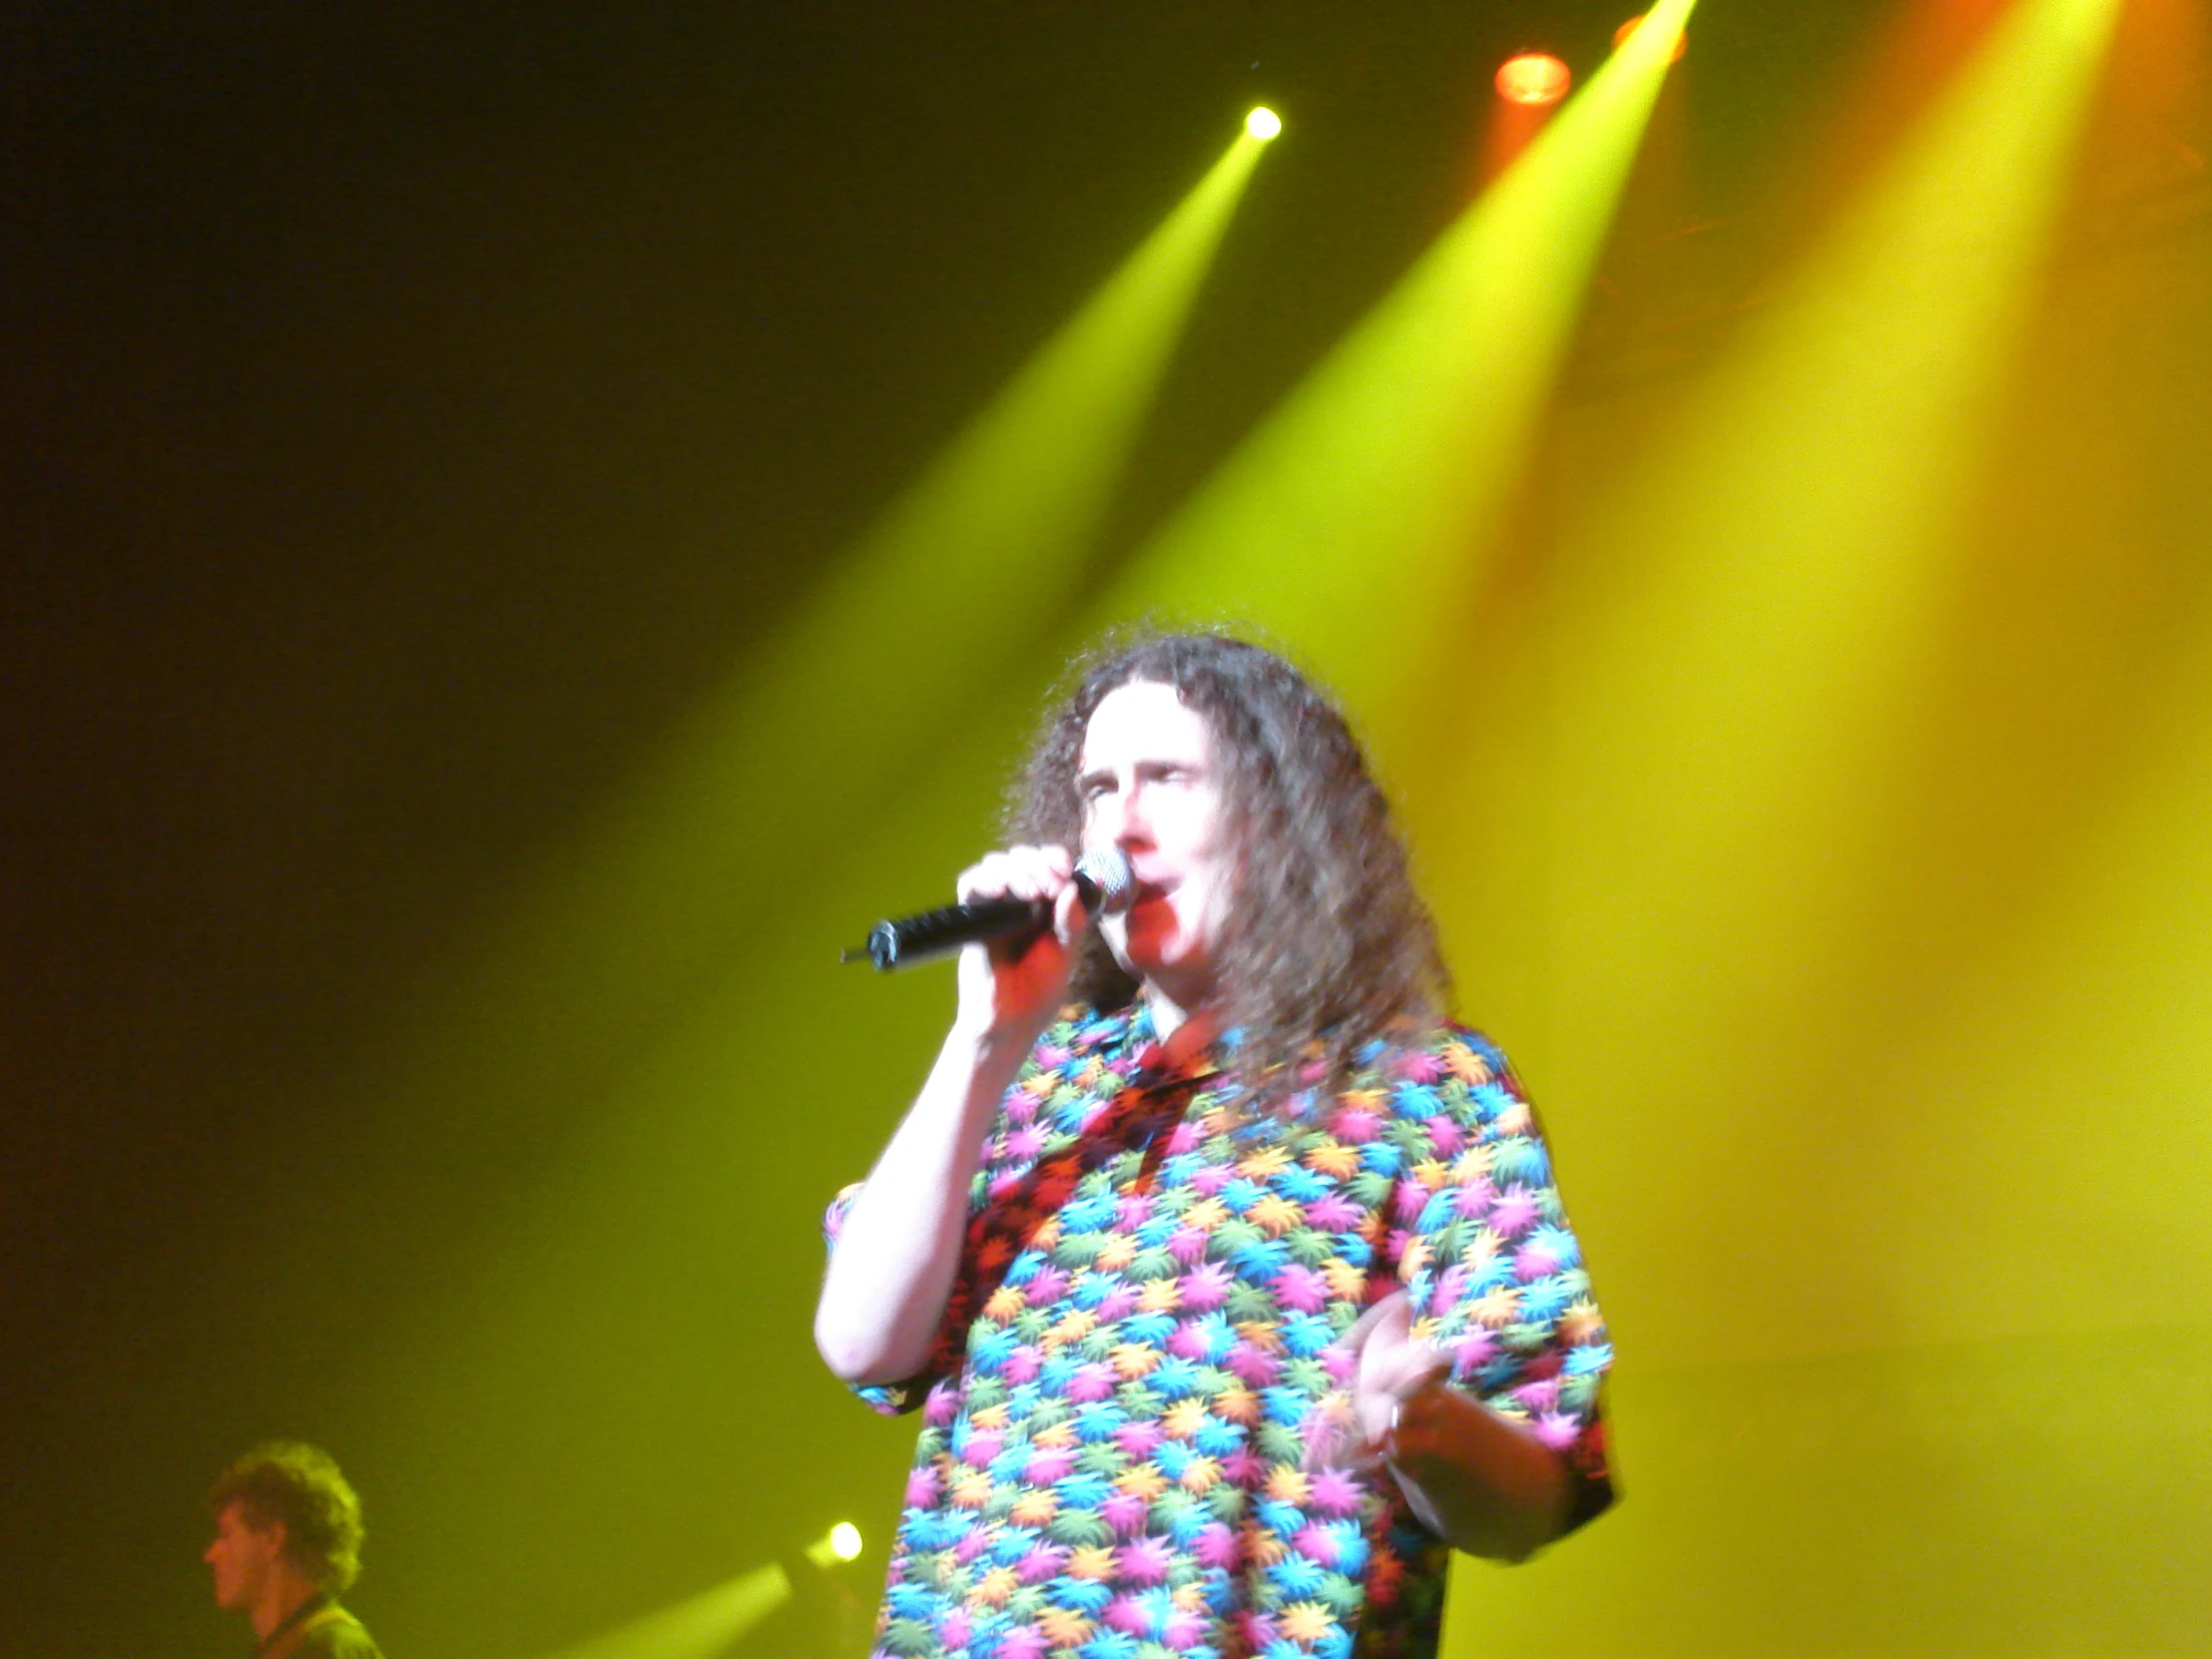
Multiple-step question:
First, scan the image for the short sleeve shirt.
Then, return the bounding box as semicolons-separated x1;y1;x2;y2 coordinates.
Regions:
826;1002;1613;1659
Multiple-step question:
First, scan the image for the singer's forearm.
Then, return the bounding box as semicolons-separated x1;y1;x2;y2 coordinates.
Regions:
814;1015;1037;1385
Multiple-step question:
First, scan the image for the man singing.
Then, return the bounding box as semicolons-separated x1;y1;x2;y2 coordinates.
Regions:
817;632;1612;1659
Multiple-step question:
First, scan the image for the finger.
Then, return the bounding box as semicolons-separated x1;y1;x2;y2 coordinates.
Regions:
1336;1289;1410;1358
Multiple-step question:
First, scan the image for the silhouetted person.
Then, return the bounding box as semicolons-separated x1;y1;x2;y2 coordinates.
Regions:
205;1441;385;1659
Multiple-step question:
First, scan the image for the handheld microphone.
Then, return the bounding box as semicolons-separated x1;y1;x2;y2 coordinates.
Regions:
842;849;1133;972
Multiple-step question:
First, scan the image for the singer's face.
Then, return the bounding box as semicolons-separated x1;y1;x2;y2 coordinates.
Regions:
1078;680;1235;1013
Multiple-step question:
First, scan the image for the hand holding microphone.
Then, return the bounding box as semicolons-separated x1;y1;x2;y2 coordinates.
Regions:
844;845;1133;972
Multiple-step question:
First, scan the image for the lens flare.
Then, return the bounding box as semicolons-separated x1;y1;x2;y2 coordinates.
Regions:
1615;15;1690;60
1246;106;1283;141
830;1522;863;1561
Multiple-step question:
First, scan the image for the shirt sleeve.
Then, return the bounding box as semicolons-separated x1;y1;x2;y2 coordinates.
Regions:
1394;1029;1616;1532
820;1011;1104;1416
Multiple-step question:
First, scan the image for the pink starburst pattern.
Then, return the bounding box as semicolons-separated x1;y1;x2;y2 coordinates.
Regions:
996;1625;1048;1659
1165;1120;1207;1156
1319;1347;1356;1388
1021;1450;1074;1486
1003;1126;1048;1162
1024;1265;1070;1305
1016;1543;1066;1584
1104;1596;1153;1636
1225;1345;1281;1388
1066;1363;1118;1403
1392;1178;1429;1224
962;1431;1003;1470
1179;1264;1233;1310
1167;1321;1215;1362
1116;1536;1175;1584
1452;1329;1498;1372
1101;1492;1151;1535
938;1608;972;1649
1002;1345;1042;1385
924;1389;959;1427
1093;1285;1139;1324
1221;1446;1269;1487
1305;1193;1365;1231
1534;1409;1583;1450
1513;1377;1561;1414
1395;1049;1447;1084
1331;1108;1381;1145
1162;1608;1208;1650
955;1529;992;1565
1453;1178;1497;1219
904;1466;941;1507
1169;1225;1211;1266
1423;1114;1465;1157
1116;1419;1164;1459
1272;1264;1330;1314
1116;1193;1154;1232
1514;1241;1560;1281
1292;1524;1342;1568
1189;1164;1234;1196
1489;1190;1540;1239
1306;1468;1365;1517
1194;1522;1241;1569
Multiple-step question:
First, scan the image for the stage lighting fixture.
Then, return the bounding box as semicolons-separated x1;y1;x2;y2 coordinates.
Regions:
1614;15;1689;60
1246;106;1283;140
1496;53;1572;106
830;1523;864;1562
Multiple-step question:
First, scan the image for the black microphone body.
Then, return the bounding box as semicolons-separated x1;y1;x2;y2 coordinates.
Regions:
848;851;1131;972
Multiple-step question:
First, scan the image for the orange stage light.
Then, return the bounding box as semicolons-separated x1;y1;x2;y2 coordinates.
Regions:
1495;52;1572;106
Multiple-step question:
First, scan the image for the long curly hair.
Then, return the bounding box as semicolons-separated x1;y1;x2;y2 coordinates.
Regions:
207;1440;365;1594
1006;630;1448;1084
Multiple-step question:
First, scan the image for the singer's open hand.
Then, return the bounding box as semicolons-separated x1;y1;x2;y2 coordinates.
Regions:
952;844;1087;1040
1304;1291;1452;1474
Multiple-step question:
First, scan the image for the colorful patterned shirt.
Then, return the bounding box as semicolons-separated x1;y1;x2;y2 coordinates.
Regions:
826;1001;1613;1659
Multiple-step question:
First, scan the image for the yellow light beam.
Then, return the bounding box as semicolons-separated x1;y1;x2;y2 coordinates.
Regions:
1501;0;2126;1373
534;1564;792;1659
1088;0;1694;747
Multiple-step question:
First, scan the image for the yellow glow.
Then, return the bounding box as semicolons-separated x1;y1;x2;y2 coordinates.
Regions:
830;1522;862;1561
1245;106;1282;141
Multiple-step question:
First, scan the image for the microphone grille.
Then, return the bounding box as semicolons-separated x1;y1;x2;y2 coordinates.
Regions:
1073;848;1134;915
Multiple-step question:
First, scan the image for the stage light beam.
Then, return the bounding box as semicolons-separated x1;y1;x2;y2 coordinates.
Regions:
1246;106;1283;141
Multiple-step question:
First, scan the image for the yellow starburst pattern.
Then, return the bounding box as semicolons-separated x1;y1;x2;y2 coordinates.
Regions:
1162;1399;1209;1441
1215;1386;1261;1426
1322;1260;1368;1302
1045;1309;1097;1349
969;1403;1011;1432
1116;1463;1168;1502
1068;1545;1118;1580
949;1469;992;1509
1008;1488;1059;1527
1264;1465;1310;1505
1235;1320;1286;1355
1494;1101;1533;1137
1031;1420;1077;1448
1248;1193;1304;1237
1468;1286;1520;1329
1560;1301;1605;1346
1240;1522;1288;1567
1112;1343;1162;1381
969;1566;1018;1609
1237;1145;1292;1181
1303;1142;1361;1181
983;1285;1027;1323
1450;1145;1494;1184
1036;1608;1093;1649
1410;1158;1451;1192
1398;1234;1432;1281
1179;1454;1221;1494
1443;1042;1491;1085
1096;1235;1137;1272
1138;1278;1183;1315
1281;1602;1336;1645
